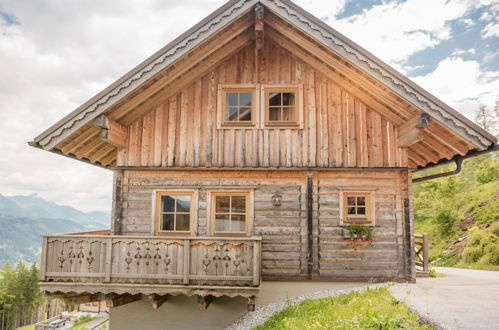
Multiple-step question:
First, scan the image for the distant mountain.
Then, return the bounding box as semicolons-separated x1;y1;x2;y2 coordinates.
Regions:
0;217;86;265
0;193;110;229
0;193;110;265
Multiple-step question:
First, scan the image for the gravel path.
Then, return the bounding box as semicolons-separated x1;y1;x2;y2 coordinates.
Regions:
224;284;385;330
389;267;499;330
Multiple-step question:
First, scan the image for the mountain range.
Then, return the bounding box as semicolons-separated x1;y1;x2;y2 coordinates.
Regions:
0;193;110;265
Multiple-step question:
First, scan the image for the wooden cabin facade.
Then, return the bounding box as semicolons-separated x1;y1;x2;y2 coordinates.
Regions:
30;0;496;319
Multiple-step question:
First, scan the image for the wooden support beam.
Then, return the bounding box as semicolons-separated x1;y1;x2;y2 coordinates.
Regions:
398;114;431;147
95;115;127;148
248;296;256;312
106;294;141;308
148;294;169;309
197;295;213;311
255;4;264;51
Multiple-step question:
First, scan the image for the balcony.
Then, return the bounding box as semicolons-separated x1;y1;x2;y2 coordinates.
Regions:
40;231;261;310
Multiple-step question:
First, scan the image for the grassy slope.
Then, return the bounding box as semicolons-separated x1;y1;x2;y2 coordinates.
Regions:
413;154;499;270
255;287;430;330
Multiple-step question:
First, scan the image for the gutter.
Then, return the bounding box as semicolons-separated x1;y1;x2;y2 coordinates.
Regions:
413;143;498;183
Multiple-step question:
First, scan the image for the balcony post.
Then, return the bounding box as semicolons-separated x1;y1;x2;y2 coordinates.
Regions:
40;236;48;281
104;237;113;283
183;239;190;285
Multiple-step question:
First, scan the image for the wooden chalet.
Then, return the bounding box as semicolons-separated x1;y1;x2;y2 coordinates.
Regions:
30;0;496;318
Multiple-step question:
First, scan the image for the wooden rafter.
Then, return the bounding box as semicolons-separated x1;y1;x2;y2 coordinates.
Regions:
60;126;100;155
197;295;213;311
74;140;106;160
106;294;141;308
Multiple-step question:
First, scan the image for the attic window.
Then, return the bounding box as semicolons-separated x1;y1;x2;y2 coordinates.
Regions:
262;84;303;128
218;85;257;127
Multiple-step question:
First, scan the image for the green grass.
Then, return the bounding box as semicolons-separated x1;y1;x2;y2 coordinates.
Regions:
254;287;431;330
69;315;95;330
15;326;35;330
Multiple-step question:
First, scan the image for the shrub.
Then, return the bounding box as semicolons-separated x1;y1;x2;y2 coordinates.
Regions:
467;230;484;247
463;246;484;263
484;243;499;265
475;159;499;184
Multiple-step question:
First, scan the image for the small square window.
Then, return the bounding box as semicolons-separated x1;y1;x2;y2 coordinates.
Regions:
341;191;375;225
155;191;196;235
210;191;251;236
218;85;257;127
262;85;302;127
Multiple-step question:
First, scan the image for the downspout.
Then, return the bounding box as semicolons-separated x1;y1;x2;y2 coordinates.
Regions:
413;144;498;183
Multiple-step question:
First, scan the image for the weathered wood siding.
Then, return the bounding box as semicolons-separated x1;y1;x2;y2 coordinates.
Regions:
118;42;408;169
316;171;408;279
118;170;411;280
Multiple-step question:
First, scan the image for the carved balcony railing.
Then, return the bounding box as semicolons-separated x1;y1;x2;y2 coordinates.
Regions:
39;232;261;298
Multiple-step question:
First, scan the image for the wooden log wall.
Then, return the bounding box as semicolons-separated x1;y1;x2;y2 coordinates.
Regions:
120;169;411;281
316;171;407;279
119;42;408;169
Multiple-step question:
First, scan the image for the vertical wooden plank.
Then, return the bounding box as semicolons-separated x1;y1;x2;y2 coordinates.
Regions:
193;79;202;167
388;122;397;167
285;129;292;167
381;117;389;167
40;236;47;280
167;97;177;167
104;238;113;283
373;111;383;166
320;77;328;167
274;129;280;167
263;129;269;167
307;69;316;167
279;129;286;166
327;82;335;167
161;102;169;166
359;102;368;167
253;240;260;286
367;108;374;167
153;106;163;167
140;111;153;167
185;85;195;166
347;93;356;167
183;239;190;285
205;71;215;167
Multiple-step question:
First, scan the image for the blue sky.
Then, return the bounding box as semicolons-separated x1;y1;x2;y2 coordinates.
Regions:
0;0;497;212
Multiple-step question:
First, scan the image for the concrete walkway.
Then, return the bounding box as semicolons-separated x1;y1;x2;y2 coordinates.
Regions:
389;267;499;330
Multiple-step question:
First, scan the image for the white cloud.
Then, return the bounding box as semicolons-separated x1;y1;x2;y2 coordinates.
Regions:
327;0;477;65
482;21;499;38
411;57;499;120
451;48;477;56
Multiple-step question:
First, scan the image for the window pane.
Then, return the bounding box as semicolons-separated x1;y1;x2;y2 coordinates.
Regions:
231;196;246;213
347;197;356;206
282;92;295;106
176;196;191;213
176;214;190;231
239;107;252;121
357;197;366;206
231;214;246;232
282;107;294;121
161;196;176;212
216;196;231;213
226;107;238;121
240;93;252;107
161;214;175;231
215;214;231;232
269;107;281;121
347;207;356;215
268;92;281;106
226;93;238;106
357;207;366;215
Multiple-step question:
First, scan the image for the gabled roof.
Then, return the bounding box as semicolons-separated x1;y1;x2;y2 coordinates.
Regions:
30;0;496;167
